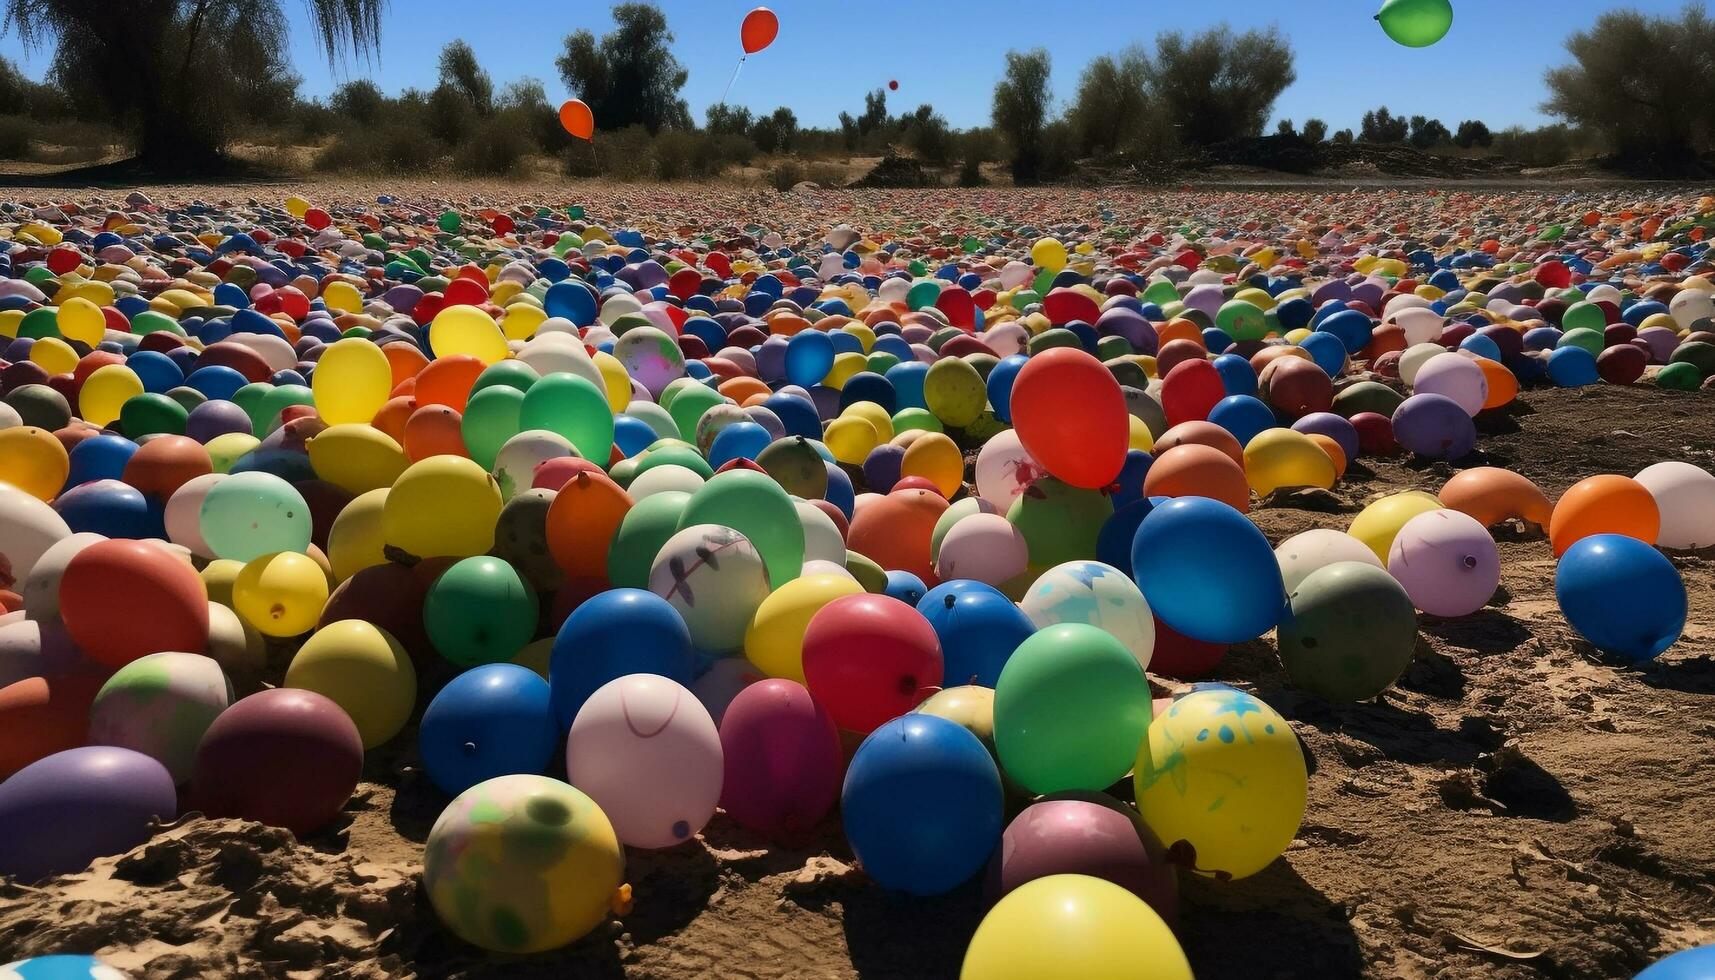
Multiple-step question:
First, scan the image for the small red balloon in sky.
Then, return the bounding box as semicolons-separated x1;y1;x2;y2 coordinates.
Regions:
741;7;778;55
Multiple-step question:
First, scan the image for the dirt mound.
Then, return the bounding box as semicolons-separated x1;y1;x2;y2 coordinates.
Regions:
850;156;936;189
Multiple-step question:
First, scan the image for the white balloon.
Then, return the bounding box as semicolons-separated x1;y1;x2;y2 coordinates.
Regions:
20;531;105;622
1276;528;1387;595
165;473;226;558
1635;461;1715;549
0;482;70;593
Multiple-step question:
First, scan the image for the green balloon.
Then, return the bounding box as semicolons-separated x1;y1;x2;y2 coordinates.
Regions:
907;280;942;311
624;402;680;441
471;359;541;395
231;382;274;433
256;384;315;434
1096;336;1133;362
1375;0;1453;47
462;385;525;470
199;471;311;562
1331;380;1404;418
438;210;462;233
1557;327;1605;357
865;351;901;375
679;469;804;587
119;392;188;437
6;383;71;430
16;307;58;339
165;386;207;412
632;443;714;480
1027;328;1081;355
757;435;829;500
607;490;692;589
891;407;943;434
1143;280;1181;306
667;384;726;449
519;374;614;462
1105;356;1150;391
130;310;185;336
1277;561;1417;702
1217;300;1268;341
1657;361;1704;390
1007;477;1112;574
994;623;1152;795
608;457;640;486
1560;302;1607;333
1669;341;1715;377
423;556;538;666
845;551;888;593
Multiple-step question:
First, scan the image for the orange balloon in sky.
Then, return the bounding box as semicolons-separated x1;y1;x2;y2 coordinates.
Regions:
740;7;779;54
559;99;594;141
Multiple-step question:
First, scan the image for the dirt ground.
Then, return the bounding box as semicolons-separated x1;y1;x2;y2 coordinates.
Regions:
2;383;1712;979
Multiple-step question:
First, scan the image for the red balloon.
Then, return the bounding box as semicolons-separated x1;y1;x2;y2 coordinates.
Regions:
59;539;208;670
304;208;331;231
559;99;595;141
121;434;212;500
740;6;779;54
1160;357;1225;427
189;688;364;837
802;594;942;734
1258;357;1334;418
718;679;842;837
1146;614;1225;678
888;79;899;91
0;674;104;779
1009;347;1128;489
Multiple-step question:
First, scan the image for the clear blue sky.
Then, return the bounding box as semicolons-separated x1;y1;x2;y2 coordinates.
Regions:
0;1;1691;132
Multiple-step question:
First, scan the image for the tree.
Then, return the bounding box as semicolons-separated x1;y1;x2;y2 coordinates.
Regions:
1068;48;1150;156
1332;129;1354;145
438;39;493;116
1409;115;1451;149
1275;119;1295;137
859;88;889;136
499;77;568;152
1360;107;1408;143
1543;5;1715;168
993;48;1052;182
1301;118;1328;144
556;2;691;134
750;106;797;153
1144;26;1295;146
4;0;382;166
1453;119;1492;149
330;79;386;125
838;111;859;151
906;104;953;165
705;103;753;137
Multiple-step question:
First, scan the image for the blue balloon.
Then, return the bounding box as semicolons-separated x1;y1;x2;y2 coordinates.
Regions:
1637;945;1715;980
1547;345;1600;387
823;460;855;519
838;372;896;413
549;589;694;728
1274;297;1315;330
1112;449;1153;508
785;330;836;387
64;434;138;490
827;329;863;356
1297;331;1348;377
884;570;928;606
1208;394;1277;448
917;580;1036;687
1317;309;1375;353
1459;333;1503;361
841;714;1003;896
1555;534;1685;663
884;360;929;410
419;664;557;796
707;421;771;470
613;414;658;457
1212;353;1257;396
52;479;163;538
1522;326;1563;351
544;280;598;326
1131;496;1285;644
126;350;183;394
0;955;125;980
985;354;1028;423
1097;498;1154;578
762;393;820;441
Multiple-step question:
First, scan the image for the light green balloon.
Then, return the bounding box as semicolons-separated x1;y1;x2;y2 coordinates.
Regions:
199;470;311;562
608;490;692;589
1557;327;1605;357
924;357;987;428
667;384;726;448
632;443;714;480
256;384;314;435
679;469;804;586
994;623;1151;795
1007;477;1112;575
1217;300;1268;341
462;385;525;470
519;374;614;462
1375;0;1453;47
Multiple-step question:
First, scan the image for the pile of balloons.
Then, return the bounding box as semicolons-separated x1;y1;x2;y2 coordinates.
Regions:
0;184;1710;973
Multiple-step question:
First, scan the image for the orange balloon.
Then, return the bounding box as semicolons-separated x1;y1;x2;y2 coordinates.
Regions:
846;488;948;584
1439;467;1553;529
0;674;105;778
1476;358;1517;410
415;354;487;412
383;343;430;389
1009;347;1128;490
1157;319;1205;349
559;99;595;141
121;434;212;499
740;6;779;54
1548;475;1659;556
372;395;417;443
545;469;633;582
1152;420;1244;468
403;404;468;462
1144;444;1251;513
1305;433;1347;480
718;376;770;403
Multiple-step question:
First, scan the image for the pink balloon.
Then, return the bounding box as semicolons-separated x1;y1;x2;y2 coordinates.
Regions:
935;513;1028;585
566;673;722;849
1411;352;1488;417
1387;509;1500;617
718;679;842;836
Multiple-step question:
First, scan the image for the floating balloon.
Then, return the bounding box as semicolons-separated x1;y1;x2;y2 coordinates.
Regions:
740;6;779;54
1375;0;1454;47
559;99;594;140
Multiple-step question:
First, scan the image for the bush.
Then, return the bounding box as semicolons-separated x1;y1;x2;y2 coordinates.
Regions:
768;159;804;190
453;114;534;176
0;115;32;159
315;122;426;173
561;123;651;180
804;162;846;187
1492;125;1578;167
652;128;697;180
1301;118;1328;144
1454;119;1493;149
426;84;476;144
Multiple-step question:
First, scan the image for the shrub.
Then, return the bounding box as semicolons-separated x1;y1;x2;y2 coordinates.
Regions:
316;122;426;173
1492;125;1579;167
453;114;533;176
0;115;32;159
1301;118;1328;144
1454;119;1493;149
768;159;805;191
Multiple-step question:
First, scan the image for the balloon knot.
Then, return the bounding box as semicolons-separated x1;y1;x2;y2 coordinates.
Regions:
611;883;634;916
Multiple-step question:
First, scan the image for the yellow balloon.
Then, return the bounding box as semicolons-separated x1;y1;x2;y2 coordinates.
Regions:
825;350;866;389
744;573;865;683
900;431;962;497
1348;489;1444;561
843;401;894;442
0;309;22;339
57;296;106;347
383;456;502;560
205;433;261;473
841;321;877;353
284;195;311;219
1031;237;1068;274
327;487;389;582
233;551;330;638
79;363;145;427
285;619;417;749
500;303;547;342
924;358;987;428
0;427;69;500
917;685;996;751
430;305;510;365
823;415;879;466
1126;415;1155;452
308;424;408;495
322;280;364;314
591;350;632;413
961;875;1191;980
1134;689;1306;881
312;337;391;425
200;558;244;608
29;336;77;376
1243;428;1337;497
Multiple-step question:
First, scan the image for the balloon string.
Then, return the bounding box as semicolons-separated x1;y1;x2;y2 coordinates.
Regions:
719;55;747;107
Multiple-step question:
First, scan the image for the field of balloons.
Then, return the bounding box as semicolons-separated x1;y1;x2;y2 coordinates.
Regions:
0;180;1713;979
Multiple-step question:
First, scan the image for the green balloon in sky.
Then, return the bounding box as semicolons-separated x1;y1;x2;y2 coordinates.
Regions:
1375;0;1453;47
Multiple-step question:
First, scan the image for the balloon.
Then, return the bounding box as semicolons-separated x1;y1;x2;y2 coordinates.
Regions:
917;580;1037;688
842;714;1003;895
961;874;1191;980
1160;358;1224;427
1411;351;1487;415
1244;428;1338;496
1375;0;1453;47
0;427;67;501
199;471;311;562
1438;466;1553;529
0;482;71;590
1006;477;1110;576
424;775;624;953
59;538;208;669
1636;945;1715;980
325;487;388;582
1009;348;1127;489
545;468;632;581
423;556;538;666
19;530;102;622
189;688;364;836
974;429;1046;509
1278;561;1418;701
559;99;594;140
565;674;721;848
935;512;1028;586
1019;561;1154;670
1132;496;1285;644
121;434;211;500
79;364;143;428
87;651;231;784
430;305;509;365
1134;688;1306;879
988;794;1178;924
0;746;176;882
1549;474;1660;556
419;663;558;797
0;955;134;978
1556;534;1685;662
384;456;503;560
923;357;987;428
311;337;390;425
994;623;1151;795
1145;443;1250;512
1391;392;1477;460
740;6;779;54
680;469;804;587
0;674;104;778
1031;238;1068;274
1387;509;1500;617
718;678;843;836
1633;462;1715;550
549;588;695;727
519;373;613;462
648;523;771;655
1349;489;1443;561
899;430;963;498
802;593;941;734
1275;528;1385;593
285;620;416;749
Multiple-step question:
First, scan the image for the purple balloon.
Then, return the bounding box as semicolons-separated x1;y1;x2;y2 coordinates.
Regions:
807;384;841;420
0;746;177;881
987;792;1178;926
1291;411;1360;463
755;335;789;382
1391;393;1477;460
185;399;254;442
1637;326;1679;363
1349;280;1385;311
1310;280;1352;307
863;443;905;492
1095;307;1159;355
